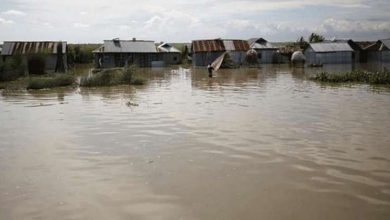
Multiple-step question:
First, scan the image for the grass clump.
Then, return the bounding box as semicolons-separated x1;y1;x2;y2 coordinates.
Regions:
80;69;117;87
27;74;75;89
311;70;390;85
80;66;146;87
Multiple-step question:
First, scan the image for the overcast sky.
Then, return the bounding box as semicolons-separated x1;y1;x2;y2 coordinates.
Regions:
0;0;389;43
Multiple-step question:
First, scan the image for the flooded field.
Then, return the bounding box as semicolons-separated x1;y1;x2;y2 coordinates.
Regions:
1;64;390;219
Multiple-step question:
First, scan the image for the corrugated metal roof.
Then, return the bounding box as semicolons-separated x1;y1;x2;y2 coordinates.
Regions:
1;41;67;55
192;39;249;53
232;40;250;51
356;41;375;50
157;43;181;53
223;40;235;51
248;38;277;50
222;40;250;51
310;42;353;52
94;40;157;53
364;42;381;51
250;42;277;50
364;39;390;51
192;39;225;53
380;39;390;50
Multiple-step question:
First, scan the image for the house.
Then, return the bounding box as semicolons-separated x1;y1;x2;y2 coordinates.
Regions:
93;38;163;68
0;41;67;72
157;43;182;65
247;38;279;63
222;39;250;65
365;39;390;63
304;42;355;64
191;39;249;67
191;39;225;67
327;39;365;62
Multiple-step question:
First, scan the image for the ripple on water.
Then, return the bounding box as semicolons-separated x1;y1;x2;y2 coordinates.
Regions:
1;65;390;219
326;168;388;187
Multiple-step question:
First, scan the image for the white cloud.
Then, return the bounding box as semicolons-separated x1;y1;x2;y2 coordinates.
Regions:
2;10;26;16
0;17;14;24
203;0;370;14
43;22;53;28
73;22;90;28
0;0;388;42
318;18;390;33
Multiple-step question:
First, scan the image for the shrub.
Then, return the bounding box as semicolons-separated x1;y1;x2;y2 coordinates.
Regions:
122;66;134;83
0;56;26;81
80;69;116;87
67;44;98;64
27;74;75;89
80;66;146;87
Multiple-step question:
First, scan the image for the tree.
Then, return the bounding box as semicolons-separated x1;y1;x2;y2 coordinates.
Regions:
309;33;325;43
297;36;309;50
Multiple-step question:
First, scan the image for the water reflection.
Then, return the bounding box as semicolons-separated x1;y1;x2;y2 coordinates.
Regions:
1;64;390;219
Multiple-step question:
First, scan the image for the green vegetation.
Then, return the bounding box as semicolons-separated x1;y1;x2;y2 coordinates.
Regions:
80;66;146;87
309;33;325;43
0;56;26;81
67;44;99;65
281;33;326;52
311;70;390;84
297;36;309;51
170;43;190;65
27;74;75;89
1;64;145;90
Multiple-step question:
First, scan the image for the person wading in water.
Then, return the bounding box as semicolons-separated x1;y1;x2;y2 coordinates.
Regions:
207;63;214;78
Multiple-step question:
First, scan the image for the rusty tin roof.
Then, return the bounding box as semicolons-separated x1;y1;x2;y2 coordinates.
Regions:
1;41;67;55
191;39;225;53
192;39;249;53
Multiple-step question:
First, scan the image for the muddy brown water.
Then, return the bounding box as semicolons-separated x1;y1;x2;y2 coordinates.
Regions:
1;64;390;219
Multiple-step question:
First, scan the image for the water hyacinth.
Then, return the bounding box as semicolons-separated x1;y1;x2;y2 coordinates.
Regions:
311;70;390;84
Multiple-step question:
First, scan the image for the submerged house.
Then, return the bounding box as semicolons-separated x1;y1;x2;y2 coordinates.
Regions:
247;38;279;63
365;39;390;63
304;42;355;64
0;41;67;73
191;39;249;67
191;39;225;67
157;43;182;65
222;39;250;65
328;39;364;62
93;38;162;68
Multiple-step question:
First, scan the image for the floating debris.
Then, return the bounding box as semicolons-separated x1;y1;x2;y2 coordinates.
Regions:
126;101;139;107
25;103;55;107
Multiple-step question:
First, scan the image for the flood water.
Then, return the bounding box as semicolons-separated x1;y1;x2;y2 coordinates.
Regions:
1;64;390;219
